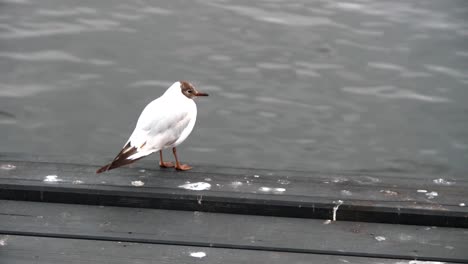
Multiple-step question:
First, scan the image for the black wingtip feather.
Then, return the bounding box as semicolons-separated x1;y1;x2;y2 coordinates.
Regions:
96;164;111;174
95;143;144;174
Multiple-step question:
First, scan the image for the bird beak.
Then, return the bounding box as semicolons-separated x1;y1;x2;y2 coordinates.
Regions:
194;90;209;96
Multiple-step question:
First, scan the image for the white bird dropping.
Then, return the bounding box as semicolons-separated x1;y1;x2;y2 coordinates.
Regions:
97;81;208;173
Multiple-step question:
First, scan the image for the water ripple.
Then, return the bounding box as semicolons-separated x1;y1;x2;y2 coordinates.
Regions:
116;4;173;16
335;39;390;52
295;62;343;70
0;50;114;65
342;86;449;103
257;62;291;70
140;7;173;15
255;96;311;108
295;69;320;77
349;28;384;36
1;0;30;4
200;0;347;28
455;51;468;57
129;80;173;88
335;70;364;81
220;92;247;100
77;19;120;28
332;2;365;11
424;64;468;79
208;54;232;62
0;110;16;125
400;71;432;78
36;7;97;17
0;19;131;39
111;12;143;21
367;62;406;72
0;72;100;97
0;84;56;97
369;62;428;77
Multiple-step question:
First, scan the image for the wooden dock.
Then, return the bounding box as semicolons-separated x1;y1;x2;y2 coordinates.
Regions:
1;154;467;263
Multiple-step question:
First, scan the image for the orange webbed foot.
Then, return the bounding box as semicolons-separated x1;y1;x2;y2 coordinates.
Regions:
159;161;175;168
175;164;192;171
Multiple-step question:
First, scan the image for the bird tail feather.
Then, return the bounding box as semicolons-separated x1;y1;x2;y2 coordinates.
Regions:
96;142;146;173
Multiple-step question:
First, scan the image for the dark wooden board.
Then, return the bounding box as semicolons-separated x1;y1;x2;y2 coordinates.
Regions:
1;157;467;227
3;235;454;264
0;200;467;263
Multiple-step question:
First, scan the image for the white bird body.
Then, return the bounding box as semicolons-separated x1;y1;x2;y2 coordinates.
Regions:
97;81;208;173
126;83;197;159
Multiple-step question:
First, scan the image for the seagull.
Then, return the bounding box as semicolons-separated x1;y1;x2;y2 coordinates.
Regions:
96;81;208;173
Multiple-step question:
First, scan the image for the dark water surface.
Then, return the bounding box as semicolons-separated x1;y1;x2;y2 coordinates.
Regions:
1;0;467;178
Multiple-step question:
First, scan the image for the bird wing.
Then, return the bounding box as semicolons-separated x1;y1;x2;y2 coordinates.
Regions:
128;98;193;152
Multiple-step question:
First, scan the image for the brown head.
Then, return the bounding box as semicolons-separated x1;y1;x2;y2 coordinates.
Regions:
180;81;209;99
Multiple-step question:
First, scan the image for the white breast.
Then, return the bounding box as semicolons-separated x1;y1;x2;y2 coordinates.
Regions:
171;102;197;147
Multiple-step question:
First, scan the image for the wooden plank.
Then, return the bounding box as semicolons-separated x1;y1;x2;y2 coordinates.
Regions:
0;201;467;263
3;235;453;264
1;158;467;227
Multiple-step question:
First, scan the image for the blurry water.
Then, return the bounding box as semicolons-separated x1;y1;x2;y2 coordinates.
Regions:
1;0;467;178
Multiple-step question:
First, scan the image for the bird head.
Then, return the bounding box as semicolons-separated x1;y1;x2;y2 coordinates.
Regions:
179;81;209;99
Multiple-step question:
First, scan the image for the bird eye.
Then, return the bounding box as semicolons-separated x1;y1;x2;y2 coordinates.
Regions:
188;90;193;93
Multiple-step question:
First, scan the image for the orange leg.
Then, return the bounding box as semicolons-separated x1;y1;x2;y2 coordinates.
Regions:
172;147;192;171
159;150;174;168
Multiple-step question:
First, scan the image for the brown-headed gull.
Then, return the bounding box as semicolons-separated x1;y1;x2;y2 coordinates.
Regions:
96;81;208;173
